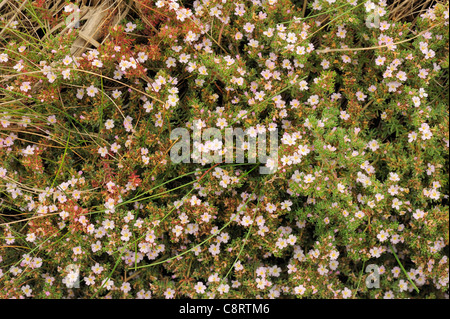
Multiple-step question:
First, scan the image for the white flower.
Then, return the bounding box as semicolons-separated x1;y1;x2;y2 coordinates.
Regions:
125;22;137;32
105;119;114;130
208;243;220;256
190;195;201;206
412;96;421;107
367;140;380;151
172;225;183;237
194;282;206;294
298;144;310;156
413;209;425;220
304;174;315;184
307;95;319;105
21;284;33;297
98;146;108;157
280;200;293;211
120;282;131;293
101;278;114;290
243;22;255;33
356;91;367;101
92;59;103;68
111;89;122;99
340;111;350;120
110;142;121;153
294;285;306;295
377;230;389;242
47;115;57;124
0;167;7;178
266;202;276;213
22;145;36;156
76;88;84;99
185;31;198;43
166;57;176;68
342;287;352;299
26;233;36;242
47;73;57;83
198;65;208;75
421;130;433;140
119;59;130;71
64;4;75;13
218;283;230;295
408;131;417;143
299;80;309;91
62;69;71;79
123;115;133;132
86;85;98;97
20;82;31;92
216;118;228;129
0;53;9;63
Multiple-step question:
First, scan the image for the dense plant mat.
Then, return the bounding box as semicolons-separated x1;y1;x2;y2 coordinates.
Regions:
0;0;448;299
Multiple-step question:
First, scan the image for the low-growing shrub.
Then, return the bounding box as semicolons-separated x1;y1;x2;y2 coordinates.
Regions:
0;0;448;299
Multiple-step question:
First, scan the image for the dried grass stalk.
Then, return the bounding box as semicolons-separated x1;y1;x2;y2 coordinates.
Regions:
388;0;438;22
67;0;130;56
70;0;114;56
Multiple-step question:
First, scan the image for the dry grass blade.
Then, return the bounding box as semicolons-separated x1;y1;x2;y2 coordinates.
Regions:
0;0;28;39
133;0;158;33
70;0;113;56
388;0;438;23
69;0;130;56
99;0;131;46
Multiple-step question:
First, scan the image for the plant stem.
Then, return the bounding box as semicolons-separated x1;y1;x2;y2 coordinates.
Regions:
389;243;420;294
